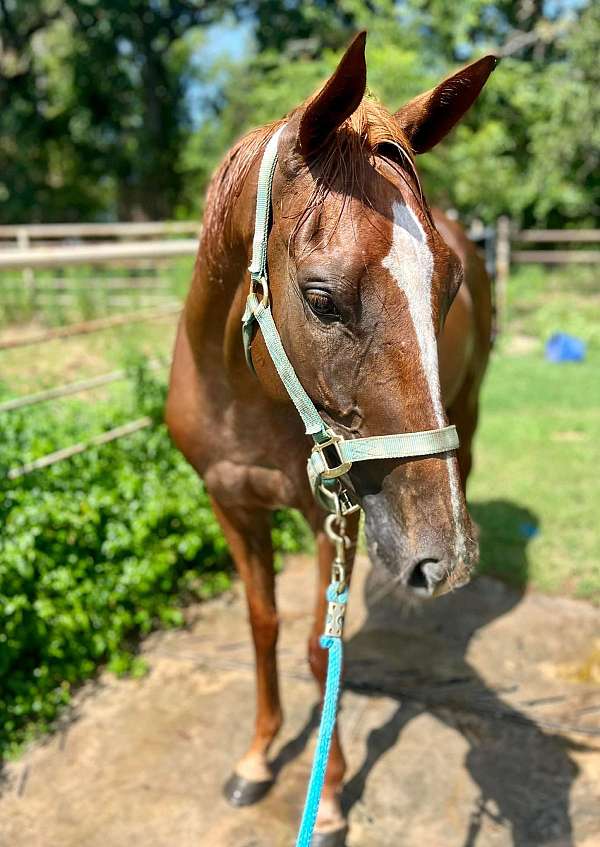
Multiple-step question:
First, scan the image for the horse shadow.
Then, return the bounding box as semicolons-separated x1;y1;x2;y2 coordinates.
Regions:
337;499;579;847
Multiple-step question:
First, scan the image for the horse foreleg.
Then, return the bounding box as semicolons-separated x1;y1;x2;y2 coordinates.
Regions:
447;369;482;492
307;511;359;843
210;497;282;806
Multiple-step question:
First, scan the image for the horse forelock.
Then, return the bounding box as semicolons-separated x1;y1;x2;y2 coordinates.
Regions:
202;97;429;269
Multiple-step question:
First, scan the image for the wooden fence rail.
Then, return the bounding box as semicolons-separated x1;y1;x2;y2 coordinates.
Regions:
0;221;199;240
0;239;197;270
512;250;600;264
516;229;600;243
492;223;600;288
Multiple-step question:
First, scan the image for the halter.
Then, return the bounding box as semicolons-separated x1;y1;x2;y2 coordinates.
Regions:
240;124;460;846
242;124;459;517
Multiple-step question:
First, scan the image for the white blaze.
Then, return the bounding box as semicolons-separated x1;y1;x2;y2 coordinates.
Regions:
382;201;465;557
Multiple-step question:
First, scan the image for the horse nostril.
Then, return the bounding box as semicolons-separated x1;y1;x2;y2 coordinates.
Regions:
407;558;444;594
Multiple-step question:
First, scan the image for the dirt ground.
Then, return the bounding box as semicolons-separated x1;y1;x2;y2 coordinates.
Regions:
1;554;599;847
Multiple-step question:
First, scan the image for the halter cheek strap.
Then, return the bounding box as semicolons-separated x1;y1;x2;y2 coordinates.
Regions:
242;124;459;515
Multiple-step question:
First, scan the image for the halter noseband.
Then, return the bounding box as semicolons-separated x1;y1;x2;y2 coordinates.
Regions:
241;125;459;516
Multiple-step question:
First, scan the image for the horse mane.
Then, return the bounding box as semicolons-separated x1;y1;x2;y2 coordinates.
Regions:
202;97;429;268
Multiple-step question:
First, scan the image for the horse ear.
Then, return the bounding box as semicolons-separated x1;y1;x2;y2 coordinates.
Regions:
395;55;498;154
297;31;367;156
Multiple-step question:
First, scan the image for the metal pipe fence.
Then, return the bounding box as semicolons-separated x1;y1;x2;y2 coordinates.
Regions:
0;229;192;481
7;417;153;480
0;360;164;413
0;303;181;350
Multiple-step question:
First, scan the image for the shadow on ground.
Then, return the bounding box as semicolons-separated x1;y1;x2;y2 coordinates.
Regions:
225;498;585;845
333;499;579;846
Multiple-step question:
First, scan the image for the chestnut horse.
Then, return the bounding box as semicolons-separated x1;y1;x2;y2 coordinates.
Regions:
167;31;495;846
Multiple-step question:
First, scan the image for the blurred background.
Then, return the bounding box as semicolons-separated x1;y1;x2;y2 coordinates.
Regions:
2;0;598;226
0;0;598;795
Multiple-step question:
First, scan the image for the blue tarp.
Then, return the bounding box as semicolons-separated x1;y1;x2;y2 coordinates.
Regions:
545;333;586;363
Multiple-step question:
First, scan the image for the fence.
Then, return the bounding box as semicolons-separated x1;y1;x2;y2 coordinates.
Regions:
0;223;195;480
467;219;600;330
493;218;600;282
3;216;598;278
0;220;199;243
1;293;178;479
3;218;599;480
0;222;198;320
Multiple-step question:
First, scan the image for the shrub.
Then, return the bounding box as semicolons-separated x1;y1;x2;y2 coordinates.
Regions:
0;363;310;756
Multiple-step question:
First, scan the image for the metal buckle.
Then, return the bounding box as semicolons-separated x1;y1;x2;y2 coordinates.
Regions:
317;482;360;518
311;430;352;480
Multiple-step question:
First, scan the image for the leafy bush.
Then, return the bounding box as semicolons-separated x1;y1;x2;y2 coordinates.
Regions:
0;363;310;757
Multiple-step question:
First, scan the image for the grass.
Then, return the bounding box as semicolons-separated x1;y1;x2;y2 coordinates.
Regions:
0;319;178;396
469;265;600;600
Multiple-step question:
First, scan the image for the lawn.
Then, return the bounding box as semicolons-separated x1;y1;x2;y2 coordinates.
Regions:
469;265;600;600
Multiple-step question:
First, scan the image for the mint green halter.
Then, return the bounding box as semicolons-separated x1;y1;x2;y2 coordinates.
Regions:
242;125;459;516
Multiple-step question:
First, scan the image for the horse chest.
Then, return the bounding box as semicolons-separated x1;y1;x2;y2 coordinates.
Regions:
203;459;302;511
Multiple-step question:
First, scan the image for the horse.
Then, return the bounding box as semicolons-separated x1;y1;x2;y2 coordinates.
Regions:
166;30;495;846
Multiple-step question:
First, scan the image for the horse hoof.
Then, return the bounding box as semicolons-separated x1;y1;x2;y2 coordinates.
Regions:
222;772;273;807
310;826;348;847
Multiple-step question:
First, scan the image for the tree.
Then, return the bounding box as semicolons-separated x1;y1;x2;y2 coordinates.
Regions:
63;1;233;220
0;1;231;222
0;1;98;223
185;0;598;228
1;0;596;226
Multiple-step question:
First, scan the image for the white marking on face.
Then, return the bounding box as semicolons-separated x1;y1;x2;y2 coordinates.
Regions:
382;201;465;558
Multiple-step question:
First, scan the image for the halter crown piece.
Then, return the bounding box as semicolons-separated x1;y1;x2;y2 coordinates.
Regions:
242;124;459;516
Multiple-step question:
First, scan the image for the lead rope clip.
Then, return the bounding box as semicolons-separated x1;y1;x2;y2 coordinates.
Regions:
322;514;350;640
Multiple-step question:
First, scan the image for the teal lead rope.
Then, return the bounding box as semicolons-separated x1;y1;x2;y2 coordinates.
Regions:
295;583;348;847
296;515;350;846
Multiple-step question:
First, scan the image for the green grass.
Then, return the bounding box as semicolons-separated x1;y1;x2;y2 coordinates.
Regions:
469;265;600;600
0;319;178;396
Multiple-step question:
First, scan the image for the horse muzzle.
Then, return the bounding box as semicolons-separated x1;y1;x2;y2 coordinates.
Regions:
362;494;478;598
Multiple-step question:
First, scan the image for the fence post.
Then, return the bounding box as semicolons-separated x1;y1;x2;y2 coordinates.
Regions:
17;227;35;311
495;216;511;332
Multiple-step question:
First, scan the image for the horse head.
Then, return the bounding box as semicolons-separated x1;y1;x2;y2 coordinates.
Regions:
245;32;496;596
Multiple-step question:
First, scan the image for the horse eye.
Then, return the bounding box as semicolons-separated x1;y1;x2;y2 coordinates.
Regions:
304;289;340;321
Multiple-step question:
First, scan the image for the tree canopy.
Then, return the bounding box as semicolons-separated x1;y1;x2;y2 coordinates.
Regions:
1;0;597;226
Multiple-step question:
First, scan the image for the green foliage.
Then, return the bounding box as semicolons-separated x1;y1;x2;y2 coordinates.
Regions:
186;0;598;228
0;363;310;757
2;1;597;226
0;0;228;222
245;0;358;54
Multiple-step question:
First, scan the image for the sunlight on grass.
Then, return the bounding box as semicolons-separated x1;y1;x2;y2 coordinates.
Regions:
470;268;600;601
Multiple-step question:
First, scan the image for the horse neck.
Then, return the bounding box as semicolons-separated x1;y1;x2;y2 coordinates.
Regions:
184;163;259;382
